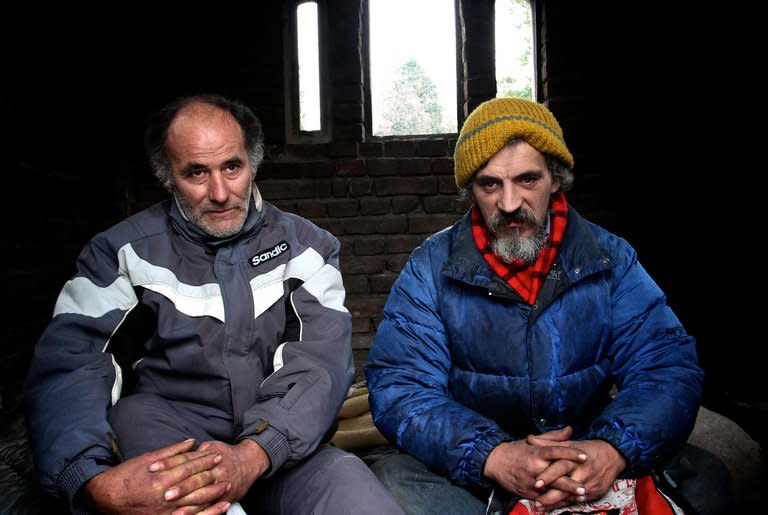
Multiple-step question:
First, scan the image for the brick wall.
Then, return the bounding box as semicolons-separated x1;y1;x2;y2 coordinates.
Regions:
258;139;467;372
3;1;761;417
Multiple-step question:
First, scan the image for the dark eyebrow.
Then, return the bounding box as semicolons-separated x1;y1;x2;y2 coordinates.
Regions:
181;162;209;175
517;170;545;179
224;157;246;168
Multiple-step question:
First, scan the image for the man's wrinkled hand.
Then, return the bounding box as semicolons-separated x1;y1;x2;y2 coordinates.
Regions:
483;432;587;501
527;433;627;510
195;438;270;502
84;439;232;515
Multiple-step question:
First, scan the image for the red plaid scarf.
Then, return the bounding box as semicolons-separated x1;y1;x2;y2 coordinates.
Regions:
471;192;568;305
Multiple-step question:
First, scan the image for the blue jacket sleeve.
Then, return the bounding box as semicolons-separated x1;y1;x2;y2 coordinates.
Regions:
587;241;703;475
365;244;511;488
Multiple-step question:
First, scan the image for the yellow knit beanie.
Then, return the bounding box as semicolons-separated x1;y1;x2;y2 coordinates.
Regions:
454;97;574;188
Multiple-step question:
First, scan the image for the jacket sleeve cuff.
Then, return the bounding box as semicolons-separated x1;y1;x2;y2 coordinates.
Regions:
57;457;111;514
588;427;649;476
464;428;512;488
239;425;290;478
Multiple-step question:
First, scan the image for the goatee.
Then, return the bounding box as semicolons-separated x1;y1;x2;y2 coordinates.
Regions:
488;208;548;265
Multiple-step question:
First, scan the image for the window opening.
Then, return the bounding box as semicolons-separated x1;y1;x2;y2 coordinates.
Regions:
369;0;457;136
495;0;534;99
297;1;321;131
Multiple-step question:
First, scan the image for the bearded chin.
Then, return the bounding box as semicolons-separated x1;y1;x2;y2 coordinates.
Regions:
173;182;253;239
490;228;547;265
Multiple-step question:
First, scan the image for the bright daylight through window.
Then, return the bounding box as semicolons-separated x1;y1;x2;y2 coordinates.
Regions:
369;0;456;137
496;0;534;100
296;0;534;137
297;1;321;131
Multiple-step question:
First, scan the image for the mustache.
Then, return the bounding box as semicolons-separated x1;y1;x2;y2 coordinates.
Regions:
201;200;247;212
488;208;539;232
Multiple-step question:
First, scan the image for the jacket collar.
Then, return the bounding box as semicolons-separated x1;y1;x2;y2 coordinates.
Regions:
556;206;616;283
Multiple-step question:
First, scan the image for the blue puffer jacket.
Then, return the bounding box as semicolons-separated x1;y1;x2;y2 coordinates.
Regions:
365;205;703;488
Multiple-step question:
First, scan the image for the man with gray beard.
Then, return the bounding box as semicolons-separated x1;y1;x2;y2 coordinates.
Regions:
365;98;730;514
485;191;546;265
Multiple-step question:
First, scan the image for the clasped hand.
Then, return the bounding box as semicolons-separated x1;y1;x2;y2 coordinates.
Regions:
84;438;270;515
484;426;626;511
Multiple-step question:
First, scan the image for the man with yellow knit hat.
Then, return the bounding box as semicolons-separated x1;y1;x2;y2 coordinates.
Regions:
364;98;721;514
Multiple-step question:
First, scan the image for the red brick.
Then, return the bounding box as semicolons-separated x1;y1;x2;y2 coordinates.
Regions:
349;178;373;196
415;140;451;157
384;140;415;157
387;235;425;253
338;237;356;256
342;274;369;294
332;179;348;197
266;144;284;160
258;162;301;180
284;144;326;159
408;214;462;234
340;255;388;274
344;216;408;234
327;199;359;217
369;273;397;293
360;197;391;215
351;334;374;351
359;142;383;158
299;162;335;178
430;157;454;175
391;196;420;214
296;200;327;218
398;158;434;175
335;159;366;177
259;179;332;200
376;177;437;196
366;158;397;176
346;293;389;315
313;219;345;236
336;103;364;123
438;175;460;194
387;254;411;273
423;195;462;214
352;315;372;333
328;141;358;158
354;238;386;255
330;82;363;104
270;200;298;213
334;123;365;141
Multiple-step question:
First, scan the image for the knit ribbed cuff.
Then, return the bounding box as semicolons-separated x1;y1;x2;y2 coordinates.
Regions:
243;426;290;478
57;457;110;514
463;427;513;488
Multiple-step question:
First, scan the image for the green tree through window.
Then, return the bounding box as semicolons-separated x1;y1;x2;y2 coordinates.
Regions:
377;60;447;136
367;0;533;136
369;0;456;136
496;0;534;99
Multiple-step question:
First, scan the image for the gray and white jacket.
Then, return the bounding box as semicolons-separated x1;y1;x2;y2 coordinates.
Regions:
24;187;353;508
